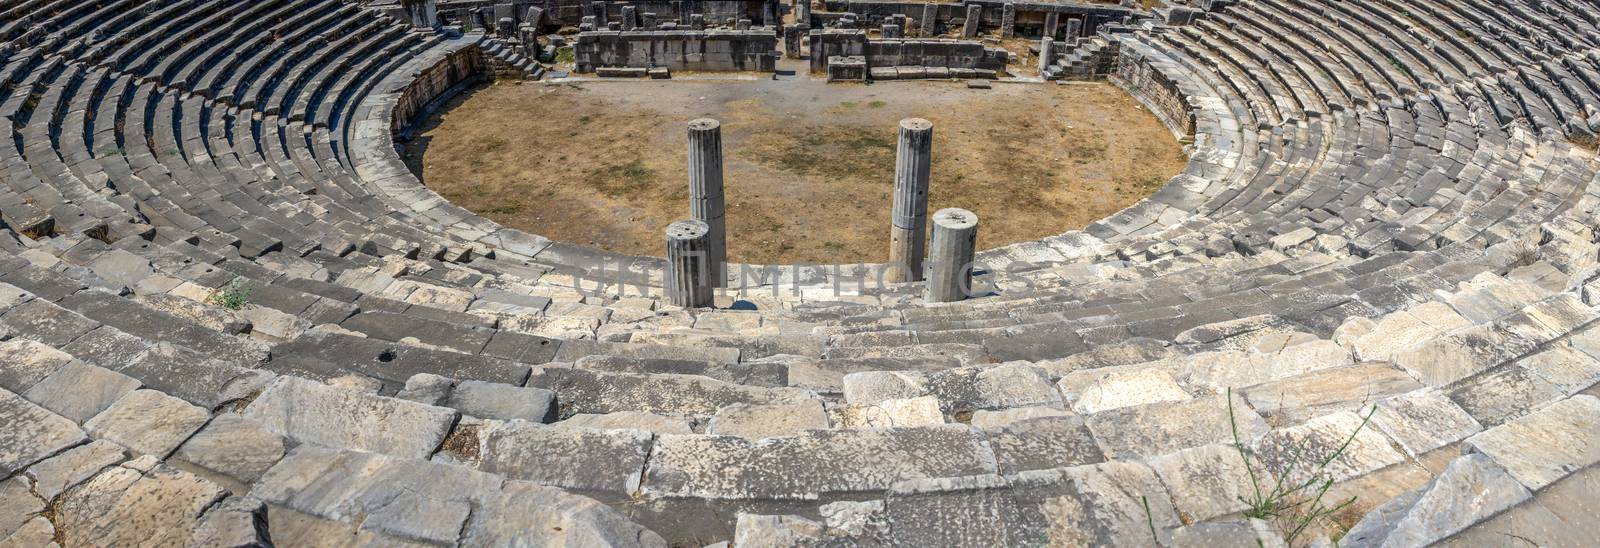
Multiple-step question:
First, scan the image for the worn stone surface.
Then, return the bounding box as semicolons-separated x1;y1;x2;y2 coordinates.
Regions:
709;401;830;438
1063;368;1191;414
1167;520;1286;547
84;389;210;458
1464;395;1600;490
834;396;946;428
396;372;455;405
1086;393;1267;459
54;459;229;547
23;439;126;500
555;411;695;434
643;425;996;500
970;406;1075;428
528;366;816;418
22;360;140;423
477;420;653;494
986;415;1104;474
0;476;43;539
0;388;88;476
1343;453;1531;548
1252;410;1406;483
1445;364;1566;427
0;339;73;393
1149;444;1270;523
245;376;457;459
173;414;286;483
1370;389;1483;457
447;380;556;422
1020;461;1182;546
841;370;929;405
1242;362;1422;426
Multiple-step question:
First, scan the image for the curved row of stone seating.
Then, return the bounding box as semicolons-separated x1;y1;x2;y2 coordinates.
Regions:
3;0;1600;545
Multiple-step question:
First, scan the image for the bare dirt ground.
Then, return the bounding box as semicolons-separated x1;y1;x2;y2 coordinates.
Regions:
404;77;1186;264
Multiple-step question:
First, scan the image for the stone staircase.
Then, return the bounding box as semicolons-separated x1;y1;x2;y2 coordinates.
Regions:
2;0;1600;545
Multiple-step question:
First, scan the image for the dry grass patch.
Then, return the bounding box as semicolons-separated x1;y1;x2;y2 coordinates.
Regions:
408;79;1185;264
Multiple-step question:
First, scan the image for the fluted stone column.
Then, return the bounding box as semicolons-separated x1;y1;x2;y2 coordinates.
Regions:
926;208;978;303
687;119;728;288
962;5;981;37
666;220;714;308
887;118;933;283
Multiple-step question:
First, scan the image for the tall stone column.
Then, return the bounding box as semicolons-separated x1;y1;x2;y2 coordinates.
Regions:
1066;18;1083;41
665;220;715;308
687;119;728;288
1001;2;1017;38
887;118;933;283
795;0;811;25
1044;11;1060;39
589;1;607;25
925;208;978;303
962;5;981;37
920;3;937;37
1039;37;1056;74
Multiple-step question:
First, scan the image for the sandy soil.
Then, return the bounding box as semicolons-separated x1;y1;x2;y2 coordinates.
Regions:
404;77;1186;264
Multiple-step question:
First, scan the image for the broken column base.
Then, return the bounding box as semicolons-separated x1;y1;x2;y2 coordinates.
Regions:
826;56;868;82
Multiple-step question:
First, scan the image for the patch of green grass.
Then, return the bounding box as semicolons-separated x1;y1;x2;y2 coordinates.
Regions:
867;100;887;108
208;278;252;311
555;47;575;64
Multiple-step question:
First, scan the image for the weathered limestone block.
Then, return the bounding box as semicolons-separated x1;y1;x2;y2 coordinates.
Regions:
985;415;1104;474
709;401;830;438
23;440;126;500
22;360;140;423
555;411;695;435
448;380;556;422
834;396;946;428
54;458;229;547
643;425;996;500
173;414;287;483
1464;395;1600;490
963;5;981;38
84;389;208;458
478;420;652;494
1150;444;1272;523
0;339;73;393
1369;389;1483;457
1342;453;1531;548
1017;461;1182;546
1061;368;1191;414
1252;410;1406;483
1242;362;1422;426
1085;393;1266;459
245;376;458;459
528;366;817;418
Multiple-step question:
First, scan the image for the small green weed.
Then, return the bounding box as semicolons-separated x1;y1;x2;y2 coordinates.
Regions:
208;278;252;311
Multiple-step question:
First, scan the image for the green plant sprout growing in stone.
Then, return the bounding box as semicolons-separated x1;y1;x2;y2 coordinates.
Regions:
208;278;252;311
1230;387;1371;545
